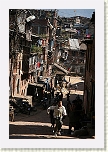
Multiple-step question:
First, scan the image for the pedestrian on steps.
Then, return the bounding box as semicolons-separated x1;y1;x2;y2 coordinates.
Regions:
53;100;67;136
47;103;56;129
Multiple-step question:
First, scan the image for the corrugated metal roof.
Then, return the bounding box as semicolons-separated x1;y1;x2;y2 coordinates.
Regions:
65;28;77;33
69;38;80;50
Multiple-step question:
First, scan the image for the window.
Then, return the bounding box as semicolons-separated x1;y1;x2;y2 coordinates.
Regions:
21;90;23;95
22;81;23;86
19;61;21;69
19;69;20;75
17;79;20;94
72;51;75;56
80;67;83;73
24;89;25;95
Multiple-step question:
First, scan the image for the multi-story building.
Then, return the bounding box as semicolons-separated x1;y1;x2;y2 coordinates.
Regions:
24;10;58;102
9;9;58;104
54;15;92;77
9;9;35;98
55;38;86;76
68;38;86;75
83;12;95;128
31;9;58;77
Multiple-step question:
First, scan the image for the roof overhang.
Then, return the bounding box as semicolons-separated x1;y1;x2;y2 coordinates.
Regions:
28;83;44;87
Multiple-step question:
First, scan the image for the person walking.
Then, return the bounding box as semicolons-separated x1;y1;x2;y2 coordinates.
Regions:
59;92;63;101
47;103;56;130
51;87;55;98
53;100;67;136
75;84;78;92
67;91;70;101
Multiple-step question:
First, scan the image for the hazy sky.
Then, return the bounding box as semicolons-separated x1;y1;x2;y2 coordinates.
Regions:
58;9;95;18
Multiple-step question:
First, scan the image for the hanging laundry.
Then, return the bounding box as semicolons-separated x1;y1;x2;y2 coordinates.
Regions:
37;62;41;68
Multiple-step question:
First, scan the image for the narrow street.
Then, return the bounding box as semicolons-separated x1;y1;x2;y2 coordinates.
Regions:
9;107;71;139
8;9;95;141
9;76;94;139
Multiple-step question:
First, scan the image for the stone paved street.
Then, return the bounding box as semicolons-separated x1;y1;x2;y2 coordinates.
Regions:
9;108;72;139
9;76;95;139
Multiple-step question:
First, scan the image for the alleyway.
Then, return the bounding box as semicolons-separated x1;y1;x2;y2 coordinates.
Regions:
9;107;71;139
9;76;94;139
8;9;96;141
9;95;74;139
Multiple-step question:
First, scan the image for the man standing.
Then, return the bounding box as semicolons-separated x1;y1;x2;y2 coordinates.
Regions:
75;84;78;92
47;103;56;129
53;100;67;136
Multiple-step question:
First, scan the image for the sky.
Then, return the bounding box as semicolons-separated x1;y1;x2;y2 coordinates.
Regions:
58;9;95;18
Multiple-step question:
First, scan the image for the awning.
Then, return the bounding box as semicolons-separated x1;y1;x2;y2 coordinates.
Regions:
54;63;69;74
28;83;44;87
56;71;65;75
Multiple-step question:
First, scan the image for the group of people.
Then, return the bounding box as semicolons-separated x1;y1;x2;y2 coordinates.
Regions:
46;93;83;137
45;81;82;136
44;86;67;136
43;87;55;105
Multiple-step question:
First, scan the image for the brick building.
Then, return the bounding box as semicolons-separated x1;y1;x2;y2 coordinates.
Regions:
9;9;35;97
